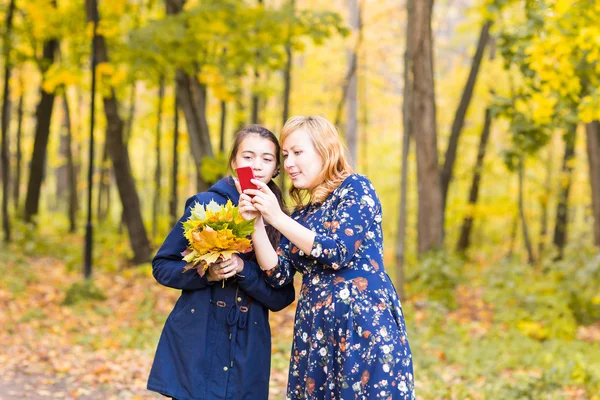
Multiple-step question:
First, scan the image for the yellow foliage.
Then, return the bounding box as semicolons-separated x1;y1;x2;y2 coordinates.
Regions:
23;0;56;40
101;0;127;16
517;320;548;341
197;67;234;102
578;95;600;123
182;200;255;271
530;92;557;125
554;0;571;16
189;227;251;264
41;66;82;94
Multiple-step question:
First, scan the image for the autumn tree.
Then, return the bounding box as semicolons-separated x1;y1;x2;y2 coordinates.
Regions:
490;0;600;254
1;0;16;242
130;0;346;185
85;0;151;263
408;0;443;253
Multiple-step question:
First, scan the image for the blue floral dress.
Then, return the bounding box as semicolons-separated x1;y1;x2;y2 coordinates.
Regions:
264;174;415;399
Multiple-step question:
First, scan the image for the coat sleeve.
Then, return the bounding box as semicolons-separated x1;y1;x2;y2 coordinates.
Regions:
152;194;216;290
307;176;380;270
262;237;297;288
237;257;295;311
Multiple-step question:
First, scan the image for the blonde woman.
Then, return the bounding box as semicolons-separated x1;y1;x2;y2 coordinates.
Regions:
238;116;415;399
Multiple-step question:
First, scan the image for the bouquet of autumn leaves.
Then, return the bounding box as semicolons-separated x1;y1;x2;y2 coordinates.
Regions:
181;200;255;277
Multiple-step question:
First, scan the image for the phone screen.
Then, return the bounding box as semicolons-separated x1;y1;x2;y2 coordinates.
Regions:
236;166;258;194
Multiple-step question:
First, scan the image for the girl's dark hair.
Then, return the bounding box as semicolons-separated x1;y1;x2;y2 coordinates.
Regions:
228;125;285;249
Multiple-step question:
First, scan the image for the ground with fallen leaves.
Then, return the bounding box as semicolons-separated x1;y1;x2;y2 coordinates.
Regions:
0;254;295;400
1;240;599;399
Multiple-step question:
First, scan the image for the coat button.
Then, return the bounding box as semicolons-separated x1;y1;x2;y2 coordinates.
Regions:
191;308;195;313
237;297;242;302
223;366;228;372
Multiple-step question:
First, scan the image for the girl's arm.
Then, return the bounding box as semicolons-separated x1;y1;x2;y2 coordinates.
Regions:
152;194;217;290
236;255;295;311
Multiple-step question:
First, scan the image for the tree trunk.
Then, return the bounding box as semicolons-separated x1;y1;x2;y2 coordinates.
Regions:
553;126;577;260
251;69;260;125
24;38;59;223
456;107;492;252
360;44;369;175
586;121;600;248
116;81;137;230
86;0;150;264
175;72;211;192
395;0;414;301
61;94;78;232
344;0;360;169
334;2;363;131
507;210;518;259
124;82;136;144
518;156;535;265
56;92;77;229
1;0;16;242
153;76;165;239
280;0;295;193
13;77;24;209
219;101;227;153
97;140;110;222
537;145;553;261
234;72;247;134
410;0;443;253
170;91;180;227
57;94;70;203
251;0;264;125
166;0;212;193
441;20;492;210
189;73;213;187
282;10;293;127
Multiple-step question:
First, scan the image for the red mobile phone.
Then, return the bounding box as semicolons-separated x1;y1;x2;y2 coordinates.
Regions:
236;166;258;195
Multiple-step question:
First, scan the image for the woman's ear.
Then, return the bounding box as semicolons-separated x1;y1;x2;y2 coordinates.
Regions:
231;160;237;172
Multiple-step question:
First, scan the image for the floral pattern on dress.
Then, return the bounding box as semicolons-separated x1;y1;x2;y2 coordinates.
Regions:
264;174;415;399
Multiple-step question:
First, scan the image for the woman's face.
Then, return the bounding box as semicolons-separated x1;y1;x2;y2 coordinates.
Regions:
231;134;278;184
282;128;324;191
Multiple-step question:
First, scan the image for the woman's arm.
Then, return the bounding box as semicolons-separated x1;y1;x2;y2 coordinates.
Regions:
248;176;380;270
152;194;217;290
242;185;316;266
302;177;380;269
237;192;298;286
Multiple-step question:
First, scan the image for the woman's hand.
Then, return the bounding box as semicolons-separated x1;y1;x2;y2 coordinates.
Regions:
244;179;286;226
234;179;260;221
204;254;244;282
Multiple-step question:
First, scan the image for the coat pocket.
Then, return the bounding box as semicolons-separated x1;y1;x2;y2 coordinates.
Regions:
169;291;192;323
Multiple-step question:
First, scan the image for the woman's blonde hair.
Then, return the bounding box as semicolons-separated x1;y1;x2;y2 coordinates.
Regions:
280;116;353;208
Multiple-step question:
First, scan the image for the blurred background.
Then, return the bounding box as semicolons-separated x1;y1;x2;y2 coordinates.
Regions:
1;0;599;398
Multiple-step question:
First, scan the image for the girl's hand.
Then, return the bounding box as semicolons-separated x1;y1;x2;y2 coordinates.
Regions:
244;179;285;226
205;254;244;282
234;178;260;220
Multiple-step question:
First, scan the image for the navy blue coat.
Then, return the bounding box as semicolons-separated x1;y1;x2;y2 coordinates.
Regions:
147;177;295;400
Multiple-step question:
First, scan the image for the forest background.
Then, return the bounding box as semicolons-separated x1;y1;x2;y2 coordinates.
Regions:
1;0;600;398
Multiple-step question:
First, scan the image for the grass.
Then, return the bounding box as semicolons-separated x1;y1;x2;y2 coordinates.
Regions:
1;216;599;399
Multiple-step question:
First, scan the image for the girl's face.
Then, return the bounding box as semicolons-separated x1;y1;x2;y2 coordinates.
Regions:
231;134;278;184
282;128;324;191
